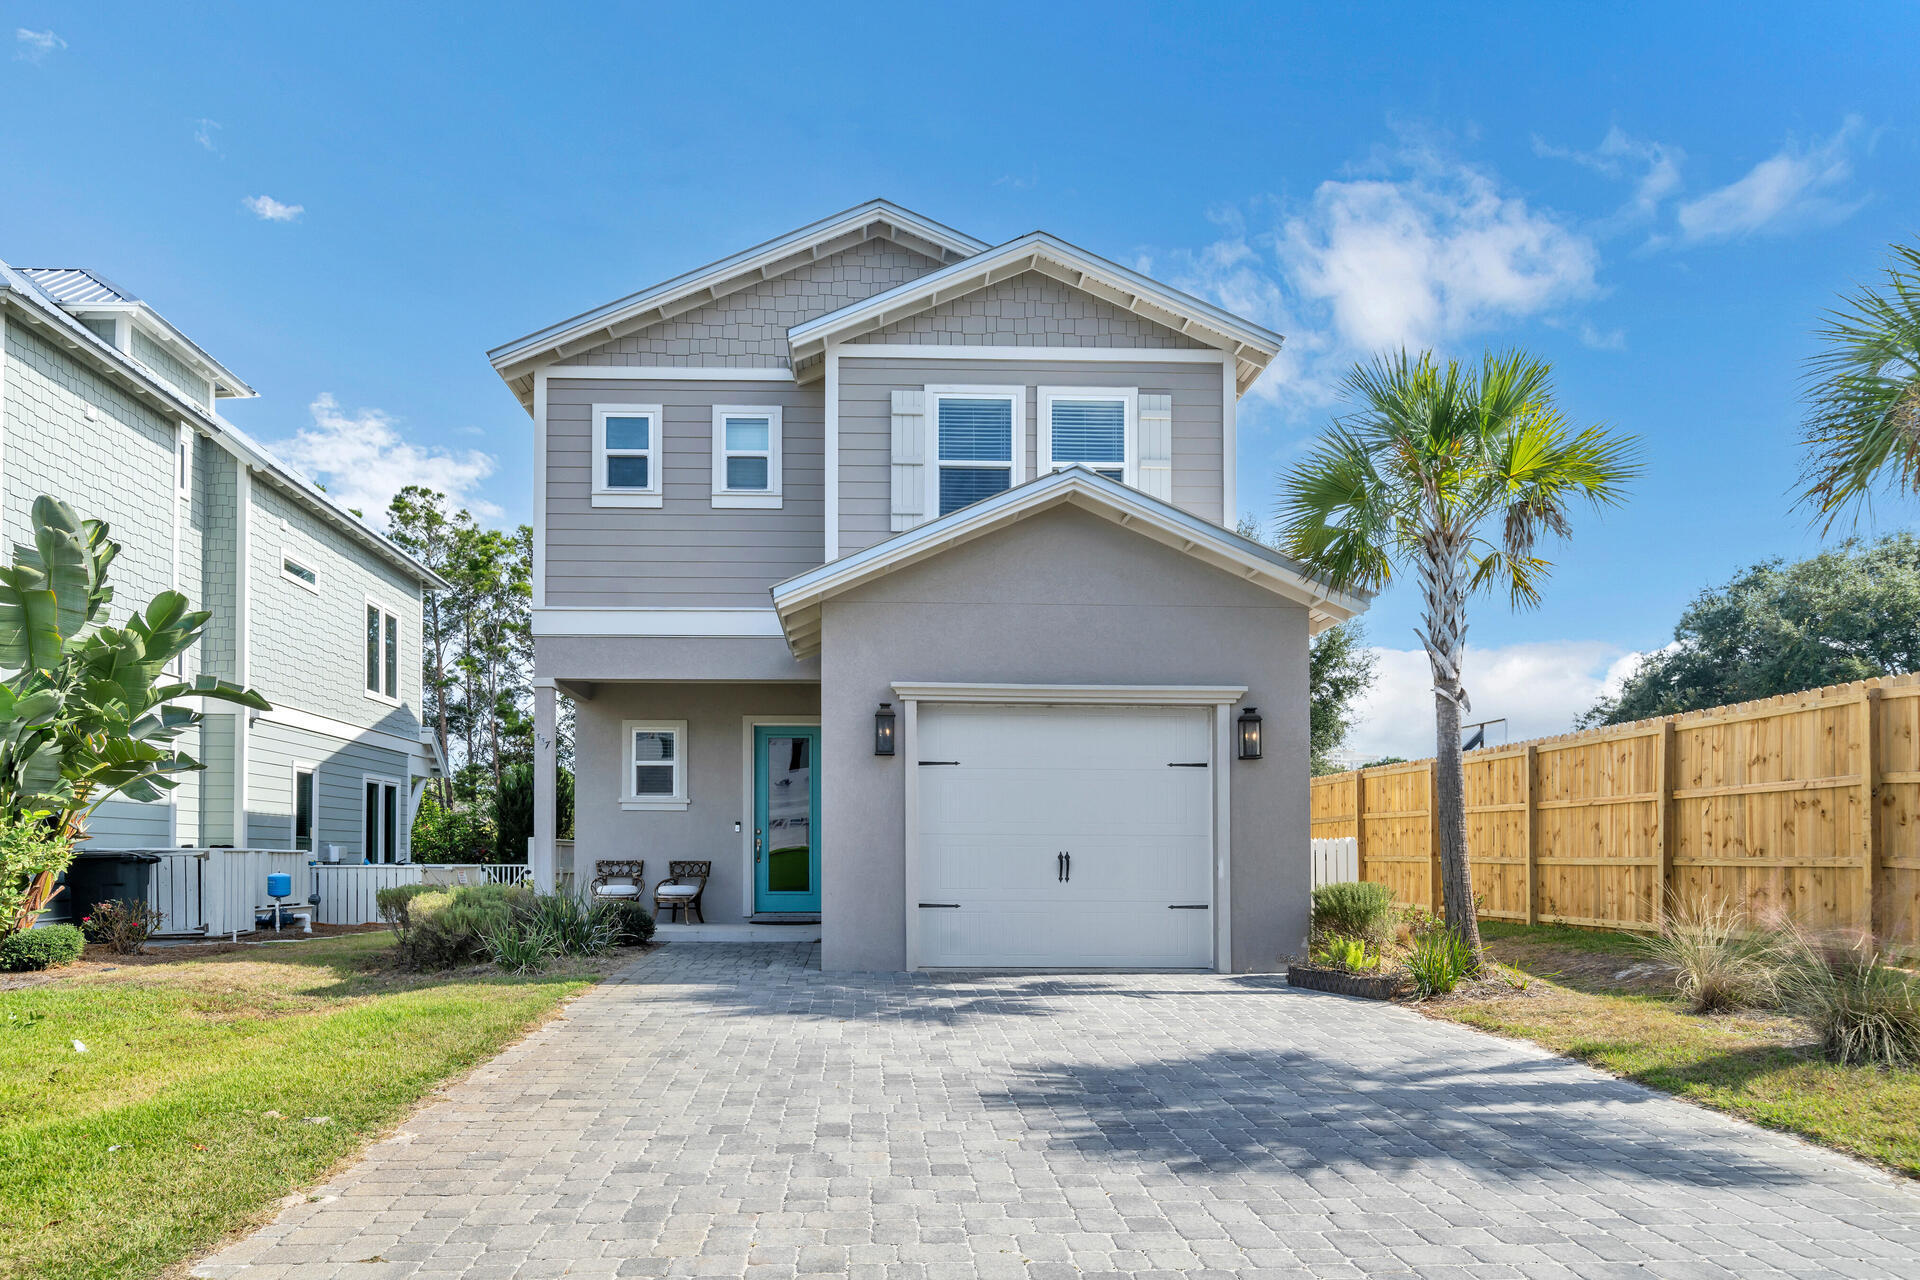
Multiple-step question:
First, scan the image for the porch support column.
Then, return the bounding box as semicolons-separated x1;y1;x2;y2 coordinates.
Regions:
533;681;558;894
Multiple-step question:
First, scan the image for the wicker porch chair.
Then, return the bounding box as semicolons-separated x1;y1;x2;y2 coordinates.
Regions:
588;860;645;901
653;861;710;924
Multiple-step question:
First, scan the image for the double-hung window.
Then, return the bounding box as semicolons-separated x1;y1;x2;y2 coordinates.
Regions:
1040;387;1135;484
621;720;689;810
929;387;1024;518
711;405;783;508
592;403;664;508
365;599;400;704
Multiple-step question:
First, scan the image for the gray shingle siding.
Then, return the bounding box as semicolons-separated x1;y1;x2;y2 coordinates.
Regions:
2;320;178;616
247;482;424;736
836;355;1225;555
574;237;943;369
545;378;825;607
850;271;1210;349
195;438;240;680
131;328;212;409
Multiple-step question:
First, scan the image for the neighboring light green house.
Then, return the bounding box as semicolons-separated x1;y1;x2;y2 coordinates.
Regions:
0;261;447;860
490;201;1370;972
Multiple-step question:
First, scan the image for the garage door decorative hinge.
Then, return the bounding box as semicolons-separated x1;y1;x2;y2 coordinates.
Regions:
917;760;960;766
917;902;960;908
1167;904;1209;910
1168;761;1209;768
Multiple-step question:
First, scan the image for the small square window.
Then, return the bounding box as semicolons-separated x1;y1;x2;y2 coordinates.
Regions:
593;404;663;508
622;721;689;809
711;406;783;508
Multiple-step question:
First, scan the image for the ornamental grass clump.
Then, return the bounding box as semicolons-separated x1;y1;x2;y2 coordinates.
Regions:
1311;880;1396;948
1638;900;1780;1014
1776;926;1920;1069
1406;926;1475;998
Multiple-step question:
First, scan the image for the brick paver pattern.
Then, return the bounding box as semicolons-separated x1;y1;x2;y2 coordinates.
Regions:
194;944;1920;1280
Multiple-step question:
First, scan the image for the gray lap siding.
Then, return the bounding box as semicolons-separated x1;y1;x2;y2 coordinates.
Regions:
835;355;1227;557
544;378;826;607
246;720;412;861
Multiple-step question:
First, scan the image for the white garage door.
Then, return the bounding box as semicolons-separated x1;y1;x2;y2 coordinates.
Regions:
914;703;1215;969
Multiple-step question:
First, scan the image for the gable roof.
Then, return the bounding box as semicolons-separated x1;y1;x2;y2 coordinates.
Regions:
787;232;1284;393
486;200;987;402
0;258;446;591
769;467;1368;658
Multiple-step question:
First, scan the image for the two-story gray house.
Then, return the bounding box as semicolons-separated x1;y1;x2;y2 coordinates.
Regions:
492;202;1367;972
0;260;446;862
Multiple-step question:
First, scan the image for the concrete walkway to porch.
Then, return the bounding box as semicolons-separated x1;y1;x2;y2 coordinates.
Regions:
193;943;1920;1279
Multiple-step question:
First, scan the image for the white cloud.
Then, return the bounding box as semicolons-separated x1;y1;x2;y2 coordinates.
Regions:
242;194;304;222
14;28;65;61
1677;118;1864;242
1163;147;1599;411
1534;127;1684;228
270;395;500;520
194;119;222;152
1344;640;1643;761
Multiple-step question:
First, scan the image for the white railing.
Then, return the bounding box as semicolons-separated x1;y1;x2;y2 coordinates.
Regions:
108;850;431;935
1311;836;1360;888
418;863;531;888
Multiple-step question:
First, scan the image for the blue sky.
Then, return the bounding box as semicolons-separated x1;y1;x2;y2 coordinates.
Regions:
5;3;1916;755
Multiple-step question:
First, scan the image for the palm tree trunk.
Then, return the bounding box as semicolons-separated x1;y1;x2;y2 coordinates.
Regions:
1416;532;1485;963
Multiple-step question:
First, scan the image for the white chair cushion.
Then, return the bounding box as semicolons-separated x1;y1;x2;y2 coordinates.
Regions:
604;874;635;887
656;884;699;898
595;884;642;898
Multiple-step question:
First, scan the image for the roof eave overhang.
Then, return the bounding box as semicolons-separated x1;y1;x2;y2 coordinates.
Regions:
485;201;989;399
769;469;1366;660
786;233;1284;394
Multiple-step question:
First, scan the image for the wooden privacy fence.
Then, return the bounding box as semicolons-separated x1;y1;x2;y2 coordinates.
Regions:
1310;674;1920;948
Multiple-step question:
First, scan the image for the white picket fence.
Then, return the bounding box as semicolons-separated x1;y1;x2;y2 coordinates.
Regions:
1310;836;1360;888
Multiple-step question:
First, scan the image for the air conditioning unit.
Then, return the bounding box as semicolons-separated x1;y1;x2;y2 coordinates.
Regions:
319;844;343;864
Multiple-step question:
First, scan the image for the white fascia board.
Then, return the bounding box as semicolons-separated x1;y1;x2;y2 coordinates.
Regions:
532;607;787;638
891;682;1247;707
836;346;1230;364
787;232;1285;369
543;365;795;380
487;200;988;373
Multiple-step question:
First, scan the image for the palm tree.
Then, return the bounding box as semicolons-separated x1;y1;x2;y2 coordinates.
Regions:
1796;241;1920;529
1278;351;1638;958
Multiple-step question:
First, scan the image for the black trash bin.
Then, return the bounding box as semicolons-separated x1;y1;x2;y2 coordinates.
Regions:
61;851;162;924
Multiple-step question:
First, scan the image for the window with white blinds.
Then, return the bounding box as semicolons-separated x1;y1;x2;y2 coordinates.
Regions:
933;392;1019;517
1041;387;1135;484
711;405;783;508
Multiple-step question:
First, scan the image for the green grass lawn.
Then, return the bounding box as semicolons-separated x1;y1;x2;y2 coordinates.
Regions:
1434;921;1920;1176
0;931;609;1280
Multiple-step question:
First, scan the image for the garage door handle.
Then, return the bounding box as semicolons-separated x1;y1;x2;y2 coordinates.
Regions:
1168;761;1209;768
918;902;960;908
1168;904;1209;910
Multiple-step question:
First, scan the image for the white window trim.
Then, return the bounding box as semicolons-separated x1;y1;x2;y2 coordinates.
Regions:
621;719;690;810
363;595;401;706
1038;386;1137;486
291;761;319;853
924;385;1026;522
281;548;320;594
361;773;404;864
592;403;664;509
710;404;784;509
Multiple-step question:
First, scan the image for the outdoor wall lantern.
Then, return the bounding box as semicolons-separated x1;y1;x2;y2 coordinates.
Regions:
1237;706;1263;760
874;702;897;756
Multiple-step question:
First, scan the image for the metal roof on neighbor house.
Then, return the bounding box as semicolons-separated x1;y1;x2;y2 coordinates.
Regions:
17;267;141;306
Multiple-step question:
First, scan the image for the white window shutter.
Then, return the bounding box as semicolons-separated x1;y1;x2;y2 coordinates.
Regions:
1138;394;1173;501
891;389;926;531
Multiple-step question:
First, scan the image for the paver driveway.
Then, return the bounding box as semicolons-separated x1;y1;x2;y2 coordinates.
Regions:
195;943;1920;1280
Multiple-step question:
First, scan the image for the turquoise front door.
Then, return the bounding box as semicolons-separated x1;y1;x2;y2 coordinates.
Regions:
754;726;820;913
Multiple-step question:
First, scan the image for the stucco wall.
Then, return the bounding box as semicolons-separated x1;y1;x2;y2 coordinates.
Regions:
816;504;1310;972
573;682;820;924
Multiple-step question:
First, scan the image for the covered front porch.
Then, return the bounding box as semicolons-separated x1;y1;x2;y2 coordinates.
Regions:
530;677;822;931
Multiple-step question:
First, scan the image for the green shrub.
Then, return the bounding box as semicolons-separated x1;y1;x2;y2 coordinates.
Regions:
1777;928;1920;1067
483;920;555;974
1312;881;1395;947
410;794;496;864
0;818;75;933
0;924;85;971
602;899;655;946
1312;934;1377;972
492;764;574;863
1639;901;1779;1014
375;882;440;931
380;883;527;968
1406;926;1475;998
